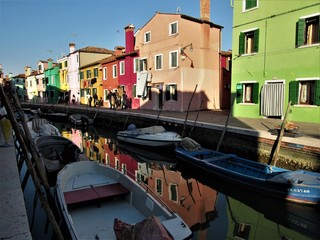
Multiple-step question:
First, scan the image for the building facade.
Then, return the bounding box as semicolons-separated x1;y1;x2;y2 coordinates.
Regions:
231;0;320;123
134;12;223;111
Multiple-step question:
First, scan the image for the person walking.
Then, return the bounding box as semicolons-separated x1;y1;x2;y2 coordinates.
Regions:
0;107;12;147
88;94;92;107
122;91;127;109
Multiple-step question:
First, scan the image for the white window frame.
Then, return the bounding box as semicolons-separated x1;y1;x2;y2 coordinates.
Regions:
112;64;117;78
120;61;125;75
155;54;163;70
169;50;178;68
140;58;148;72
103;67;107;80
169;21;178;36
242;0;259;12
144;31;151;43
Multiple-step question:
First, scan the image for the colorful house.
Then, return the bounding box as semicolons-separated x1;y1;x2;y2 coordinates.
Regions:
67;43;115;106
44;59;60;104
10;74;26;101
133;10;223;111
231;0;320;123
24;66;38;102
57;56;70;102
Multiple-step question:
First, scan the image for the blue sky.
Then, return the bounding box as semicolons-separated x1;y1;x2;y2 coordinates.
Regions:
0;0;233;76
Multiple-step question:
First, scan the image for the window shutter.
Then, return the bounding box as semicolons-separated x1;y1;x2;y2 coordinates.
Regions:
254;29;259;53
236;83;243;103
132;85;136;97
246;0;257;10
289;81;299;105
239;33;245;55
165;85;170;100
315;80;320;106
252;82;259;103
297;19;305;47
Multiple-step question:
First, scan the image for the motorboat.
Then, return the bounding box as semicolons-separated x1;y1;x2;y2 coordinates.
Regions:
117;125;182;147
69;114;94;126
56;161;192;239
27;118;60;138
34;135;80;184
175;138;320;205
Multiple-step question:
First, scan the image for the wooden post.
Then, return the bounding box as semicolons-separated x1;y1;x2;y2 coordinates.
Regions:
190;99;203;136
269;101;291;166
0;86;64;239
182;84;198;137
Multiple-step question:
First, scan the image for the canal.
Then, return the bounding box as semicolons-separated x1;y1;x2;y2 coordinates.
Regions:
20;123;320;240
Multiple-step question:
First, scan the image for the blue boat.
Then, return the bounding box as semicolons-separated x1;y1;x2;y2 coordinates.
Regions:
175;140;320;205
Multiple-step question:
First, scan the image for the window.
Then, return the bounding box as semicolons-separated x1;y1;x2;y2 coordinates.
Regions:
140;58;148;72
243;0;258;11
134;58;139;73
236;82;259;104
64;61;67;67
51;75;55;85
132;85;137;98
121;164;127;175
155;54;163;70
103;67;107;80
120;61;125;75
289;79;320;106
93;68;98;77
156;178;163;195
86;69;91;79
147;86;152;100
144;31;151;43
239;29;259;55
297;15;320;47
112;65;117;78
169;184;178;202
80;71;84;80
169;51;178;68
169;21;178;35
104;89;108;101
165;84;177;101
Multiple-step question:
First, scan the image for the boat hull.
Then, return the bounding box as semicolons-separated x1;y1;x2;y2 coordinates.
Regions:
56;161;191;240
175;147;320;205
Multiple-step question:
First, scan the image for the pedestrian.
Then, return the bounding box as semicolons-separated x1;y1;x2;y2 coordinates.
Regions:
93;93;98;107
122;91;127;109
72;94;76;104
88;94;92;107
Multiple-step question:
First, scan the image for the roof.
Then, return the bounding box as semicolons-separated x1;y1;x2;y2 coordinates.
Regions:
115;50;139;59
79;54;117;69
139;12;223;30
78;46;115;54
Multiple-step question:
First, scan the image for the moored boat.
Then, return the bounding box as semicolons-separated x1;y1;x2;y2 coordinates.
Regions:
69;114;94;126
175;139;320;205
117;125;182;147
56;161;192;239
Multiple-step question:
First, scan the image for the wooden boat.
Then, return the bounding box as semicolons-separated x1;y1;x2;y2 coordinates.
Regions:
56;161;192;240
34;135;80;183
69;114;94;126
117;125;182;147
175;140;320;205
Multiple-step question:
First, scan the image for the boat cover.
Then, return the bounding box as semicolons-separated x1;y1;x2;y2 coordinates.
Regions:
114;216;173;240
180;137;201;151
129;126;166;136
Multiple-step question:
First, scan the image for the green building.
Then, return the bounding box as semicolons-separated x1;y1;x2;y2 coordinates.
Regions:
44;59;60;104
231;0;320;123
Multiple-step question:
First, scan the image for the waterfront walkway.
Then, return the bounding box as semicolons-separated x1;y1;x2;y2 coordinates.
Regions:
0;125;32;239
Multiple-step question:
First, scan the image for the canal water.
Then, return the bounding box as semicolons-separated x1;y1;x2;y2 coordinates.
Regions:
20;123;320;240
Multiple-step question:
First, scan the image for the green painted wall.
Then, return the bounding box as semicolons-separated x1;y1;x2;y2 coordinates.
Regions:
231;1;320;123
45;64;60;104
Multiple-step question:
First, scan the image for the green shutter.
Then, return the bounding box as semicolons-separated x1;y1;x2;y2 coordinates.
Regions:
297;19;305;47
165;85;170;100
252;82;259;103
254;29;259;53
289;81;299;105
132;85;136;97
239;33;245;55
236;83;243;103
315;80;320;106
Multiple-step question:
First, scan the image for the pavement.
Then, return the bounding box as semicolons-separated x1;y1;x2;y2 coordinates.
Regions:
0;121;32;239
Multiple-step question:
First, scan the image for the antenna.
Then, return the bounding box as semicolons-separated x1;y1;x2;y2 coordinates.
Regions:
176;6;181;13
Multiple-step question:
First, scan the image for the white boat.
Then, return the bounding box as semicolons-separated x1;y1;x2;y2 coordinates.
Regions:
27;118;61;138
56;161;192;240
69;114;94;126
117;125;182;147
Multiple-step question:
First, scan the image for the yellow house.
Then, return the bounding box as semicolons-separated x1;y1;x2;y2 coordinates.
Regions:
79;59;104;106
58;56;69;93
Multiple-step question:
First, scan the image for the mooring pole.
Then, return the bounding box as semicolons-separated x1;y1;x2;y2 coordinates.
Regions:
269;101;291;166
155;105;163;126
182;84;198;137
190;99;203;136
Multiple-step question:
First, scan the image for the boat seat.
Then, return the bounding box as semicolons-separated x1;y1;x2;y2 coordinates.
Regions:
64;183;129;208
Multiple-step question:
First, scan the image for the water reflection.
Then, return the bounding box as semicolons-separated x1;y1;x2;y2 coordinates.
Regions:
22;124;320;240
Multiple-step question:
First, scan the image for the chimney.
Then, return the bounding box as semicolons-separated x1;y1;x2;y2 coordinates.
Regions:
24;66;31;77
124;24;135;53
69;43;76;53
200;0;210;21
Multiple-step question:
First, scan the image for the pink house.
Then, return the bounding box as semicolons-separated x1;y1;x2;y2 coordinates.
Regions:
134;10;223;111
